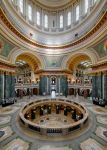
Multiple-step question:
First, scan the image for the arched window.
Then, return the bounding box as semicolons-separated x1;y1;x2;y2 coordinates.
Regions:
76;5;79;21
60;15;63;28
19;0;23;13
28;5;32;21
84;0;89;14
94;0;97;3
44;15;48;28
67;12;71;26
37;11;40;25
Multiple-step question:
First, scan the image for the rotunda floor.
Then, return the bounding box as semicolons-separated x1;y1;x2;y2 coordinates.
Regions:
0;96;107;150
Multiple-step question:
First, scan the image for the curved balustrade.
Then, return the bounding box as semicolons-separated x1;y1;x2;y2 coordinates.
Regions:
19;99;89;136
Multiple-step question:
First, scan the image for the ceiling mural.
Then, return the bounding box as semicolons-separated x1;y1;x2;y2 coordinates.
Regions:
93;38;107;58
43;55;65;68
0;34;15;58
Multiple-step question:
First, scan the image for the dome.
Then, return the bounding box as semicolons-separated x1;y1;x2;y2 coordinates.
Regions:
35;0;71;8
0;0;107;149
1;0;106;51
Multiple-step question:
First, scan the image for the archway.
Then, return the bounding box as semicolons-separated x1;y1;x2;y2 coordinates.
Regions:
66;53;93;98
15;52;42;97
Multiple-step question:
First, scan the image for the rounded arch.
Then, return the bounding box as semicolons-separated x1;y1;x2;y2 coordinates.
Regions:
68;54;91;71
63;50;99;70
8;49;44;70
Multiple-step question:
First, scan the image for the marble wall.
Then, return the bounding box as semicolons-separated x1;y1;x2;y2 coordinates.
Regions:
0;72;15;104
104;74;107;101
92;73;107;102
39;75;68;96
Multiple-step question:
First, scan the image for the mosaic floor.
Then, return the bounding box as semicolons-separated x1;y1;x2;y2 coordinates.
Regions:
0;96;107;150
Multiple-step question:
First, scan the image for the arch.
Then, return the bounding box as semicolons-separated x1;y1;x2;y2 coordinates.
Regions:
62;49;99;70
68;54;90;71
16;53;40;71
8;49;44;70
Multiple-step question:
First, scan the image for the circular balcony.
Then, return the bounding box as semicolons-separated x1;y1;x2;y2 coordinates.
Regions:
19;99;88;136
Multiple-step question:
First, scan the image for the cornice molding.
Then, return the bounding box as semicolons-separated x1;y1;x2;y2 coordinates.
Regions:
32;0;76;11
0;61;16;73
0;7;107;50
35;69;72;75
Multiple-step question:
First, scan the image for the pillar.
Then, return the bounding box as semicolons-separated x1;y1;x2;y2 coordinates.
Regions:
39;76;47;95
10;73;15;97
4;72;15;99
0;71;4;104
104;72;107;102
92;72;107;100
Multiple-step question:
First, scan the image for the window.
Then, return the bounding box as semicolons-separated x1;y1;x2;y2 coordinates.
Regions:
67;12;71;26
53;20;55;27
76;5;79;21
28;5;32;21
85;0;89;14
94;0;97;3
37;11;40;25
60;15;63;28
44;15;48;28
19;0;23;13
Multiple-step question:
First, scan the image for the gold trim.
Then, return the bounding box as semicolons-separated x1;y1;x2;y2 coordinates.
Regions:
0;61;16;73
0;7;107;49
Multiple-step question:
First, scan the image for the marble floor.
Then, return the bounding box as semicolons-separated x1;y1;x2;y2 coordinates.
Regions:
0;95;107;150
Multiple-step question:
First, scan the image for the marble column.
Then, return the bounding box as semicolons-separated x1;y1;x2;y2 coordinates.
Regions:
0;71;4;104
10;74;15;97
39;76;47;95
97;73;102;98
92;74;97;97
58;77;60;95
3;72;15;99
4;73;11;98
47;76;49;94
92;73;103;98
104;73;107;102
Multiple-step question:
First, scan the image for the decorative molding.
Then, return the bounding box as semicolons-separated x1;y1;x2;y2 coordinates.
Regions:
0;61;16;73
0;7;107;49
35;69;72;75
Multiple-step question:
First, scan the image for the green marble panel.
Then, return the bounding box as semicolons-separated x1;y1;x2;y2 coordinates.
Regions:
92;76;96;97
0;74;4;103
5;75;11;98
104;75;107;101
92;75;103;98
60;76;68;96
10;75;15;97
39;76;47;95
